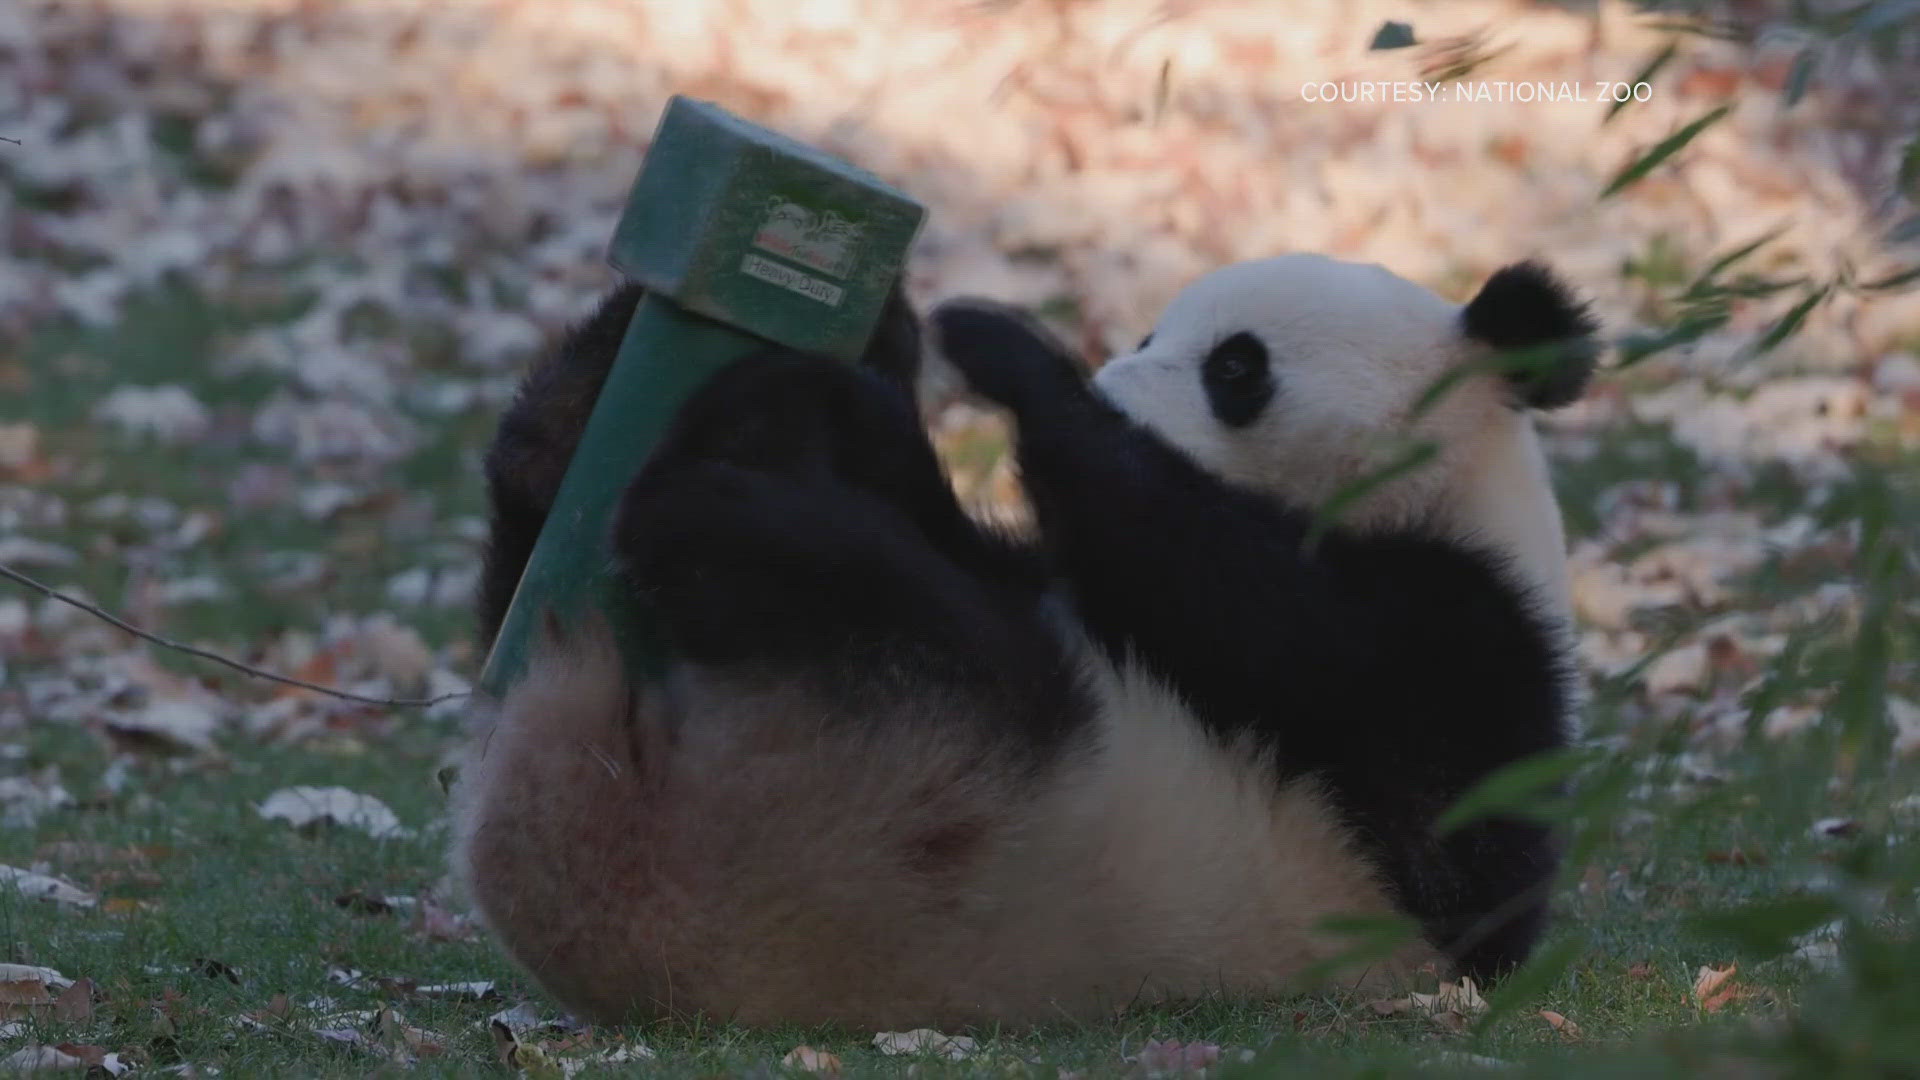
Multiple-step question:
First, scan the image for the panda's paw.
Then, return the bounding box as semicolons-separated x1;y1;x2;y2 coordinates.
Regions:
929;299;1087;417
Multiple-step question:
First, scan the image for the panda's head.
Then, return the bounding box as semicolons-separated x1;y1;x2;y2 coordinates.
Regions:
1093;253;1599;606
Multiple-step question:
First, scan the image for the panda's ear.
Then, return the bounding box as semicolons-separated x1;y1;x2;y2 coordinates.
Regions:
1462;261;1600;411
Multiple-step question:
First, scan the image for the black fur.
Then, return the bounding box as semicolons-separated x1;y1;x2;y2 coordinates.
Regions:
1201;331;1274;428
475;280;929;655
1462;261;1600;411
608;352;1076;748
476;282;1074;755
930;299;1572;982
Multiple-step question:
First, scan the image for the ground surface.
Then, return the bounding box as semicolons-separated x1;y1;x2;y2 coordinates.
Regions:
2;0;1919;1076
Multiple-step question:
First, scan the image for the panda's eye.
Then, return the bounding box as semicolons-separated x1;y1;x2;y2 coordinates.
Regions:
1200;332;1274;428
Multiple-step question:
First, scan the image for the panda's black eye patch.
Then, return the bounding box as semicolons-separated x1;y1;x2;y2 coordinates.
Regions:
1201;332;1273;428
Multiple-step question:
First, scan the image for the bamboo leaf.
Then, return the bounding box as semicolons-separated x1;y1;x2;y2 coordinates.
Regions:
1606;41;1678;124
1683;226;1790;297
1475;938;1585;1035
1783;47;1818;107
1852;0;1920;35
1690;895;1843;959
1753;284;1831;354
1857;264;1920;292
1293;913;1419;986
1436;749;1588;836
1637;19;1743;40
1303;441;1437;552
1369;20;1417;50
1899;135;1920;195
1151;58;1172;124
1615;311;1731;368
1600;105;1734;199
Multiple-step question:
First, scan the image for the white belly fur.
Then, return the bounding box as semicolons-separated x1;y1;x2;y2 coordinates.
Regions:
449;625;1439;1029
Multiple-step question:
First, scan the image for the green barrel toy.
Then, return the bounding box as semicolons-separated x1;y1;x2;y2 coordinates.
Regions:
478;96;926;697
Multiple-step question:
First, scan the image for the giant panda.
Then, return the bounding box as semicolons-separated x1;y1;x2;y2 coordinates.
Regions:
449;253;1598;1030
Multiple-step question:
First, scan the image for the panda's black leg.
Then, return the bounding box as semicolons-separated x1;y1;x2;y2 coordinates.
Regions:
610;457;1079;742
641;349;1045;596
1370;812;1558;985
476;281;931;651
477;285;647;650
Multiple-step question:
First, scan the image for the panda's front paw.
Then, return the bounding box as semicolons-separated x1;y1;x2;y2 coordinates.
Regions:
929;300;1087;418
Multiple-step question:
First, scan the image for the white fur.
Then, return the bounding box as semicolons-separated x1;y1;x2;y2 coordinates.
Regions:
1093;254;1573;619
450;621;1439;1029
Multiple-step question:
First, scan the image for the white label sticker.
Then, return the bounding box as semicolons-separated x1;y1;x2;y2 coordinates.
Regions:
751;199;862;278
740;253;846;307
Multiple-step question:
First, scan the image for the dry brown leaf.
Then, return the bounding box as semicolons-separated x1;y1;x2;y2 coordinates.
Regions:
1627;962;1654;980
1411;977;1486;1015
0;976;55;1009
0;866;97;909
1129;1039;1222;1075
257;787;408;839
1539;1009;1581;1039
0;1045;89;1072
1813;817;1860;838
783;1045;842;1074
51;979;93;1023
872;1029;978;1059
413;896;477;942
1693;964;1742;1012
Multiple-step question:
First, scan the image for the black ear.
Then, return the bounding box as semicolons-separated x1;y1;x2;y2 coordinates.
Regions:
1462;261;1600;410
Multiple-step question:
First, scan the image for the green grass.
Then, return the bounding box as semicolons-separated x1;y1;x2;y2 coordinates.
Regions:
3;282;1918;1076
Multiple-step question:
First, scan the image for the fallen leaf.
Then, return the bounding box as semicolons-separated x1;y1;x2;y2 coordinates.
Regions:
0;1045;90;1072
0;971;58;1008
1693;963;1742;1012
192;958;242;985
257;787;409;839
0;771;73;829
333;890;413;916
104;699;222;755
0;422;39;477
51;1045;127;1076
93;384;211;444
1890;698;1920;758
1643;642;1710;697
409;981;496;1001
1411;977;1487;1015
413;896;477;941
1427;1009;1469;1034
1129;1039;1222;1076
0;867;96;909
51;979;93;1023
872;1029;978;1059
1539;1009;1582;1039
782;1045;842;1074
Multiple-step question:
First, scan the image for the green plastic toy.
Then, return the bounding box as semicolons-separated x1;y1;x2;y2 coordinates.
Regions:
478;96;926;697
